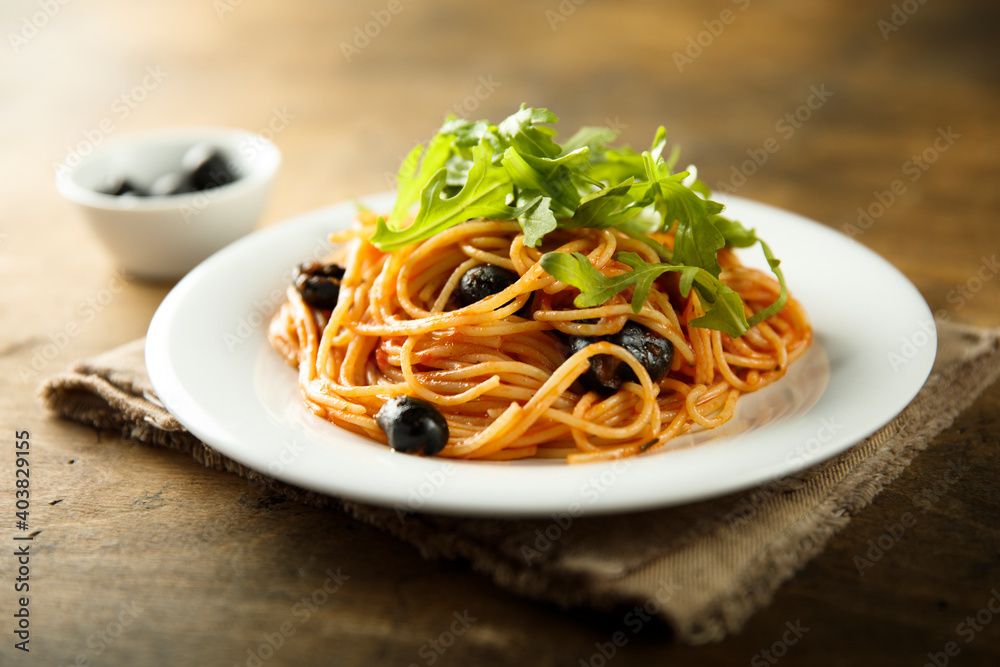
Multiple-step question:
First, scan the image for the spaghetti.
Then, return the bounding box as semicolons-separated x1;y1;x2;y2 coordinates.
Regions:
268;214;812;463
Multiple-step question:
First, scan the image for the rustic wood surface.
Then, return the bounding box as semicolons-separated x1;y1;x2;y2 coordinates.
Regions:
2;0;999;664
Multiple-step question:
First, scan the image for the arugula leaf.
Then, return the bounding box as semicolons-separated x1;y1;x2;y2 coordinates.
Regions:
560;126;618;155
588;128;669;188
512;195;558;247
439;117;491;147
616;253;699;314
497;105;561;158
688;283;750;336
564;178;637;229
370;104;794;337
688;176;712;200
745;238;789;327
588;147;647;186
501;147;587;216
539;251;684;313
657;175;726;277
372;142;513;251
649;126;668;161
663;144;681;172
711;214;758;248
707;214;790;325
615;252;750;338
539;252;625;307
539;251;752;337
389;132;453;227
616;219;674;262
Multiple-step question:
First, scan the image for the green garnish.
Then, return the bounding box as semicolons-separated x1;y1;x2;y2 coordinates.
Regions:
371;104;789;337
540;252;751;338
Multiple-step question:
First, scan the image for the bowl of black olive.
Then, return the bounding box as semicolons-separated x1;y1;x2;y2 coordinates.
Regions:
55;126;281;280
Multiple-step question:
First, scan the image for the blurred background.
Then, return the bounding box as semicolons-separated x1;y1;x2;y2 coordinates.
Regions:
3;0;997;316
2;0;998;665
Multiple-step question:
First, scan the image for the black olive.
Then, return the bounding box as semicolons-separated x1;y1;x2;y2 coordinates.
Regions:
376;396;449;456
457;263;530;317
148;171;194;197
93;143;237;200
567;321;674;395
99;174;142;196
294;262;346;310
457;264;519;305
183;143;237;191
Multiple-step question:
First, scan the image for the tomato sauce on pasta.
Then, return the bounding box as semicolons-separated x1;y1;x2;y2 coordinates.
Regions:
268;214;811;463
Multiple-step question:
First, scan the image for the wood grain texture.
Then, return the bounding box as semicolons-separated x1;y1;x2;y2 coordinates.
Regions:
1;0;998;664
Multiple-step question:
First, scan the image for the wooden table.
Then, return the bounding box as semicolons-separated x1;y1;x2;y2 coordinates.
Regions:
3;0;999;664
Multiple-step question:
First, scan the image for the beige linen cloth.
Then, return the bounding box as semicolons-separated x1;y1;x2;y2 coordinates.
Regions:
39;321;1000;644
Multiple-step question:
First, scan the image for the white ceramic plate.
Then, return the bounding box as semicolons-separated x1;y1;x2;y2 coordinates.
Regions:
146;193;936;517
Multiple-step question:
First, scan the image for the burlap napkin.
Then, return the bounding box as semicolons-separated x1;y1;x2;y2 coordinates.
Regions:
38;320;1000;644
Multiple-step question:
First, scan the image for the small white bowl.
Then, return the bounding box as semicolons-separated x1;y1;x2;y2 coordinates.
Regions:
55;126;281;281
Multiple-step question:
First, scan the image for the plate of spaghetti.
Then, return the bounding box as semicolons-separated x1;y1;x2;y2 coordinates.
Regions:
146;106;935;516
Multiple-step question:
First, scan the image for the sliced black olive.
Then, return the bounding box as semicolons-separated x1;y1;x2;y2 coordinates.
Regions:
294;262;345;310
456;263;530;317
148;171;194;196
183;143;237;191
567;321;674;395
376;396;449;456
